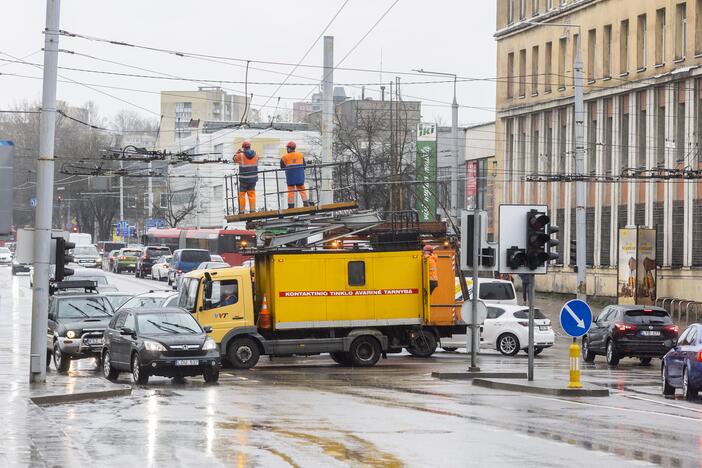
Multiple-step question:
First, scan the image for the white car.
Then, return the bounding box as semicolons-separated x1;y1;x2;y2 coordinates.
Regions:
441;304;555;356
151;255;172;281
455;278;518;306
0;247;12;265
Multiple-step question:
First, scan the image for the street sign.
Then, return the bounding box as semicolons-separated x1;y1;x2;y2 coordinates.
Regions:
30;197;37;207
559;299;593;337
461;299;488;325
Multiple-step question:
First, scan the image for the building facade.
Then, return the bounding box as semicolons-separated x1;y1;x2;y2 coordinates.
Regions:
496;0;702;300
158;87;250;149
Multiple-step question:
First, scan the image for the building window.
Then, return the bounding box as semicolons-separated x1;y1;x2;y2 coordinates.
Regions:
127;195;137;209
637;91;647;169
676;82;686;163
159;193;169;209
508;0;515;25
547;0;553;11
558;37;567;89
531;45;539;95
572;33;580;86
143;193;151;210
175;101;193;139
637;14;647;70
531;116;540;179
520;0;526;20
507;52;515;98
545;41;553;92
532;0;539;16
587;29;597;82
587;102;597;174
604;98;613;174
696;0;702;55
519;49;527;97
620;19;630;74
656;8;666;65
603;25;612;78
656;86;666;168
545;111;553;172
518;117;526;189
620;95;630;173
559;108;568;175
676;3;687;60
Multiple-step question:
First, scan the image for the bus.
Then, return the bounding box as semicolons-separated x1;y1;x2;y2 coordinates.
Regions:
143;228;255;266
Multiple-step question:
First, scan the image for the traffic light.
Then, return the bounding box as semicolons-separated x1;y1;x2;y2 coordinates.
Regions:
569;239;578;272
525;210;559;270
506;246;527;269
54;237;75;282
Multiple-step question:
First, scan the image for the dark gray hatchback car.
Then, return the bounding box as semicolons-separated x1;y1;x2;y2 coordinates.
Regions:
101;307;220;384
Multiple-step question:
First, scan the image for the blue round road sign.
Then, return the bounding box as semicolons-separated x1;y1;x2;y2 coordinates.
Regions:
559;299;593;338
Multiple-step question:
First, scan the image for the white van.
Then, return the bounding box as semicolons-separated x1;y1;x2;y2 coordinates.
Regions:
68;232;92;246
455;278;518;306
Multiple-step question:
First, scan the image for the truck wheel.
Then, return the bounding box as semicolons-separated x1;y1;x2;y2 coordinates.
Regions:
329;352;352;366
407;330;437;358
228;337;260;369
349;336;381;367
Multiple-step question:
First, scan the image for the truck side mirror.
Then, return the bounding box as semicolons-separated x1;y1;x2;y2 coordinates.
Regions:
203;326;213;334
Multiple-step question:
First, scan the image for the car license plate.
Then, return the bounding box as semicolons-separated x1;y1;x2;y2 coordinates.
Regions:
86;338;102;344
175;359;199;366
640;330;661;336
539;326;549;331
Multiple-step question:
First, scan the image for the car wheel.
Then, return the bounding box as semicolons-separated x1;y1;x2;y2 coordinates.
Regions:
582;336;596;363
102;350;119;381
53;341;71;373
661;363;676;396
497;333;520;356
227;337;260;369
135;268;140;278
606;340;620;366
442;347;459;352
131;353;149;385
349;336;381;367
115;266;120;274
329;351;352;366
640;357;652;366
683;367;698;401
203;368;220;383
533;347;544;356
168;276;172;286
407;330;437;357
46;350;52;368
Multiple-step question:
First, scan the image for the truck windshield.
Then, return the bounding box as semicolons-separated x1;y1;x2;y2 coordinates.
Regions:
73;245;98;256
57;297;112;319
177;278;199;313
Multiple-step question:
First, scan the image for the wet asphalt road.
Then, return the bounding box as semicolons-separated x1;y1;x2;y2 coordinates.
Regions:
2;266;702;467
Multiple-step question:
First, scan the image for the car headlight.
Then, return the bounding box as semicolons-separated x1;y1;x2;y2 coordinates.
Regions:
143;340;166;352
66;330;77;339
202;337;217;351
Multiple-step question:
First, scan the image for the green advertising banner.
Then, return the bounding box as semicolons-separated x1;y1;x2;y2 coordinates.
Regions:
415;123;437;222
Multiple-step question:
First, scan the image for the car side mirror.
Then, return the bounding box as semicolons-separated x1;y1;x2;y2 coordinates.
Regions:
48;312;55;321
664;338;677;348
203;326;213;334
120;327;135;337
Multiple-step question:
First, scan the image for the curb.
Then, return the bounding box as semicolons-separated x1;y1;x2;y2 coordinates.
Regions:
472;378;610;397
432;372;528;380
30;386;132;406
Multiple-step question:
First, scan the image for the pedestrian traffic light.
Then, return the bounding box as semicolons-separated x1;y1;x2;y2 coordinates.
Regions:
54;237;75;282
569;239;578;272
525;210;558;270
506;246;527;269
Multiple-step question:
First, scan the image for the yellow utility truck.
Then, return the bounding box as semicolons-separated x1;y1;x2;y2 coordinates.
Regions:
177;249;466;368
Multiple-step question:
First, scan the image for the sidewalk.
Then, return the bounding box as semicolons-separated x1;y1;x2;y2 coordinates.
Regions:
0;274;129;466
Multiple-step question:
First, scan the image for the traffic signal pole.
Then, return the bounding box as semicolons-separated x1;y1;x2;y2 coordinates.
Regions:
527;276;535;381
469;211;480;372
574;32;587;301
30;0;61;383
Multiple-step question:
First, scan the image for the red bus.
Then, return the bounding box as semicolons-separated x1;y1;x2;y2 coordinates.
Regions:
144;228;255;266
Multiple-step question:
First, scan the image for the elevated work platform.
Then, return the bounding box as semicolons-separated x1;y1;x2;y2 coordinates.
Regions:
225;201;359;223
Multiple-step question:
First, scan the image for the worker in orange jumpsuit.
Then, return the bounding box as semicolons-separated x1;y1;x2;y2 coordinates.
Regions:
424;244;439;295
280;141;311;209
233;140;258;213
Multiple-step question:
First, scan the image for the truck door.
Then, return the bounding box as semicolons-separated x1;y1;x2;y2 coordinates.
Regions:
198;276;248;344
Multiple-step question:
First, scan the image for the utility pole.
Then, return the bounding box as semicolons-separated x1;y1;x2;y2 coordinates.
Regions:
119;160;124;242
573;33;587;301
147;161;153;219
469;211;481;372
30;0;60;384
320;36;334;205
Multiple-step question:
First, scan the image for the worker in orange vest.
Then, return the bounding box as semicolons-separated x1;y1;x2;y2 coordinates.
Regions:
424;244;439;295
233;140;258;213
280;140;311;209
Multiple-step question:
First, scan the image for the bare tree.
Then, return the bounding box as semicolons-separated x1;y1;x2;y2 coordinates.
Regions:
152;176;196;228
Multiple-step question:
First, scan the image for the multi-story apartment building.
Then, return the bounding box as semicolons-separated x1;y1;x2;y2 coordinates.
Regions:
496;0;702;300
158;87;250;149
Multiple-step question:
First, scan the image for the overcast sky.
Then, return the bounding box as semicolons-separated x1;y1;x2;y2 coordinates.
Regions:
1;1;496;127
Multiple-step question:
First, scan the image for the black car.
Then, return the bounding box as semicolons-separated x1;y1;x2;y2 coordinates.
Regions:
11;259;31;275
47;293;115;372
135;246;172;278
583;305;679;366
102;307;220;384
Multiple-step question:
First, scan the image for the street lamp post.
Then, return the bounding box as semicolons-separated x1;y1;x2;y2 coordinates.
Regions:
525;21;586;301
413;69;460;218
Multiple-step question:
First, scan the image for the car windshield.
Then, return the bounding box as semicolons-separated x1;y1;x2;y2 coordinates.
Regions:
480;283;515;300
104;295;134;310
181;250;211;263
73;245;98;256
158;256;172;263
0;247;10;254
625;310;672;325
57;297;113;319
121;249;141;257
120;296;169;310
513;309;547;319
137;312;202;335
148;247;170;256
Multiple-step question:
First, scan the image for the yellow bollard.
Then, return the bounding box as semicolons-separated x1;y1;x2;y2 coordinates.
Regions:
568;339;582;389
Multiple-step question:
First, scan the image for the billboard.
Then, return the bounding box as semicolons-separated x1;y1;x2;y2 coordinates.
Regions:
415;123;437;222
466;161;477;210
617;227;657;305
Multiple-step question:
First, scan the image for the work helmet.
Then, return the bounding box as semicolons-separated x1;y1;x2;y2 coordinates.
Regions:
286;141;297;150
242;140;251;149
423;244;434;252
